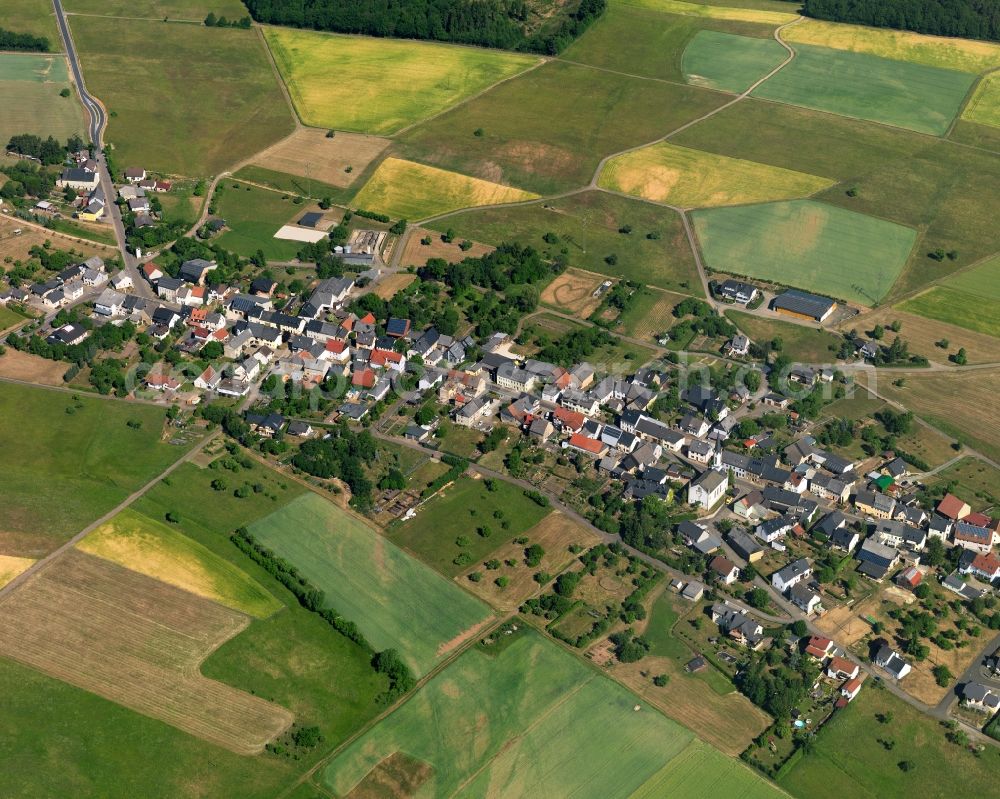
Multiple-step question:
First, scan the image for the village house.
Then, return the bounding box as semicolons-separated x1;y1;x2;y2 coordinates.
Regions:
874;645;911;680
772;558;811;592
688;469;727;510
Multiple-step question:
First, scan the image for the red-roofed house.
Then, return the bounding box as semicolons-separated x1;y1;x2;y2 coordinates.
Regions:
895;566;923;590
805;635;834;660
962;552;1000;582
370;348;405;372
352;368;376;389
141;261;163;282
841;677;863;702
359;312;376;325
324;339;350;363
827;656;859;680
566;433;608;457
965;512;993;528
553;406;585;433
146;371;180;391
938;493;971;521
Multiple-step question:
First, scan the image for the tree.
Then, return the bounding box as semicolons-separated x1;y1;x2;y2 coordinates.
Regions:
389;218;407;235
414;405;435;426
898;760;915;772
378;468;406;491
932;664;953;687
872;324;885;340
524;544;545;567
201;340;224;360
791;619;808;637
165;511;180;523
746;587;769;609
204;11;217;25
952;347;968;365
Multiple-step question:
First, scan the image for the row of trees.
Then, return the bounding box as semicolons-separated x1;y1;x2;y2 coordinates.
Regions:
243;0;606;54
804;0;1000;42
0;27;50;52
6;134;85;165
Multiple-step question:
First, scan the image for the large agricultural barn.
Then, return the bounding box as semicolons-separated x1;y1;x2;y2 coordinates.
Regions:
770;289;837;322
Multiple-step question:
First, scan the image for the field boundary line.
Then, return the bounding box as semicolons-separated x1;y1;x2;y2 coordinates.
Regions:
256;23;303;130
63;12;202;23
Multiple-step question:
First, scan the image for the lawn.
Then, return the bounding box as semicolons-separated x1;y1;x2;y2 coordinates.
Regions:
397;59;727;195
77;507;281;618
783;18;1000;73
726;310;843;363
752;43;975;136
644;590;686;659
962;72;1000;128
0;382;194;558
693;200;917;305
250;492;491;676
924;458;1000;512
869;368;1000;462
320;629;698;799
70;17;294;176
599;141;832;208
434;190;702;293
0;54;86;152
352;157;537;220
0;305;30;333
213;181;306;260
562;3;778;84
263;27;539;135
779;687;1000;799
5;0;62;46
390;475;551;577
898;286;1000;338
682;29;788;92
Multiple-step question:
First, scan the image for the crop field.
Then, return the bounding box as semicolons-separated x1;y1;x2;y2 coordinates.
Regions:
352;157;538;220
0;54;85;151
629;739;786;799
898;287;999;338
457;512;601;611
397;60;727;195
248;127;391;191
962;72;1000;128
320;629;699;799
214;181;319;260
435;190;702;292
845;306;999;364
726;310;842;363
263;27;539;135
540;268;609;317
250;492;490;676
619;0;797;24
391;475;551;577
693;200;916;305
0;382;192;557
940;252;1000;298
5;0;62;45
600;142;831;208
752;43;975;136
0;555;35;588
63;0;248;18
682;29;787;92
779;688;998;799
616;286;692;341
0;550;292;754
868;368;1000;462
77;508;281;618
563;3;778;84
783;19;1000;73
70;17;294;176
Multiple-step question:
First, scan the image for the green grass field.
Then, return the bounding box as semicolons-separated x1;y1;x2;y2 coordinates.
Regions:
352;157;538;220
961;73;1000;128
264;27;539;135
727;310;843;362
752;43;975;136
320;629;698;799
398;60;727;195
77;507;281;617
63;0;248;17
644;591;686;659
599;141;832;208
693;200;917;305
5;0;61;46
70;17;293;176
432;190;702;292
390;475;552;577
0;54;85;151
563;3;778;84
250;492;491;676
0;382;195;557
621;0;797;24
213;182;304;260
232;164;349;204
779;687;999;799
940;253;1000;299
682;29;787;92
898;286;1000;337
924;457;1000;511
0;305;30;333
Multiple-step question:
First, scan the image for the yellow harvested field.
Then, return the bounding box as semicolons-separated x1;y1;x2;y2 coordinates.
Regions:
78;509;281;618
371;271;418;300
540;268;608;317
784;19;1000;73
264;27;540;135
599;143;832;208
619;0;797;25
0;555;34;588
249;128;391;189
0;215;115;262
844;306;1000;365
0;348;69;386
399;227;493;268
353;158;538;220
962;72;1000;128
0;551;292;754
